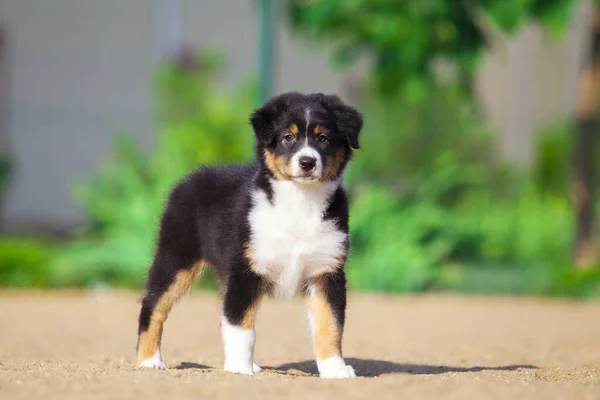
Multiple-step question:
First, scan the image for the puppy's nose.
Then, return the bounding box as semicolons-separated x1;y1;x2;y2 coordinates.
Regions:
299;156;316;171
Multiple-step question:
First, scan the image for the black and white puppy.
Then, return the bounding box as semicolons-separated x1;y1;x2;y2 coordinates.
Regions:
136;92;363;379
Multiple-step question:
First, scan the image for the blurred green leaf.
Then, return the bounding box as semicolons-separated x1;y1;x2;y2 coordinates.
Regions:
0;238;54;287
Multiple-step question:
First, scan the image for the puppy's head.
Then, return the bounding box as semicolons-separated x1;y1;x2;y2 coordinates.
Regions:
250;92;362;184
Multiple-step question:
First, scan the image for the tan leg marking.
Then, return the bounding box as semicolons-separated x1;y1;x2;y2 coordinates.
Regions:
137;261;205;363
244;245;258;274
240;295;263;330
306;283;342;360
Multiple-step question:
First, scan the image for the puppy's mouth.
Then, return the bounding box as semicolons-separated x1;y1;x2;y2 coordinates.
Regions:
291;175;319;183
274;168;320;183
291;168;323;183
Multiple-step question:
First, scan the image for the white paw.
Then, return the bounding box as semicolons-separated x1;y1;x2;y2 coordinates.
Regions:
317;356;357;379
138;350;168;370
221;315;257;376
253;363;262;373
224;360;255;375
320;364;356;379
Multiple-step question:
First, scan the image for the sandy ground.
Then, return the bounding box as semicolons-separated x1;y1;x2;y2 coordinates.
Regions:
0;291;599;400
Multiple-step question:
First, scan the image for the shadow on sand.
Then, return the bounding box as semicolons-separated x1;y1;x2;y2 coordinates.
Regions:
175;362;211;370
270;358;537;378
175;358;537;378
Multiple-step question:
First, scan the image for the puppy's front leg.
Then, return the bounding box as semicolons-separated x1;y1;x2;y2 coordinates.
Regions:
306;270;356;379
221;268;264;375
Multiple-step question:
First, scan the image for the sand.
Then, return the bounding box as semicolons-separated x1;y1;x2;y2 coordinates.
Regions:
0;290;599;399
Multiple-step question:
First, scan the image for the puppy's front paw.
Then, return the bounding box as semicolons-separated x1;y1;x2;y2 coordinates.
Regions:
317;356;357;379
138;351;168;370
224;359;255;375
321;364;356;379
221;315;256;375
252;363;262;373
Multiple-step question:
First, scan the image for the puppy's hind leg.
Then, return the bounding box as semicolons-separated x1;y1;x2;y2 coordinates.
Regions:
137;250;205;370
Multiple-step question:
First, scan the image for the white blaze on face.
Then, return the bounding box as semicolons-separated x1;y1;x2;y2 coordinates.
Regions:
290;107;322;182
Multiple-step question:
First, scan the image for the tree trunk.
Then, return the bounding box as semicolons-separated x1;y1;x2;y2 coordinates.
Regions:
573;7;600;268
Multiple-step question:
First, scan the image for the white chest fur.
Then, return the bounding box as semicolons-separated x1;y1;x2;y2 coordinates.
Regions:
248;180;347;300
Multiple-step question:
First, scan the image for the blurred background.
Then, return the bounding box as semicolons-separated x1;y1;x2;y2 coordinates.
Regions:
1;0;599;296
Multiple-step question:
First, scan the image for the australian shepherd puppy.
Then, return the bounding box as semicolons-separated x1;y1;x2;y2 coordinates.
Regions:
136;92;362;379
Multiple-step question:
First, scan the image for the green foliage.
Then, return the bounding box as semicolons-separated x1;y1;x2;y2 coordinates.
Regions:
345;85;499;187
53;52;255;287
0;238;54;287
288;0;574;99
533;120;600;197
347;176;460;292
533;121;573;196
528;0;577;38
343;84;600;297
347;163;598;296
481;0;573;36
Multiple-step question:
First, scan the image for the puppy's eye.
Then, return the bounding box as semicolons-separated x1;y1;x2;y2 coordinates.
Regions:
283;134;295;142
317;135;329;144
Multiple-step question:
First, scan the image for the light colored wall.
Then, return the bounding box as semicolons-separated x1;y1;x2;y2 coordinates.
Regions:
0;0;155;229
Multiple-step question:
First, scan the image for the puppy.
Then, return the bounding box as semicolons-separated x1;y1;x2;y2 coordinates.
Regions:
136;92;362;379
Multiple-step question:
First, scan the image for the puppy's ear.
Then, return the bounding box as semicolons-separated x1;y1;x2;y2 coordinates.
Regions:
250;100;280;146
319;94;363;149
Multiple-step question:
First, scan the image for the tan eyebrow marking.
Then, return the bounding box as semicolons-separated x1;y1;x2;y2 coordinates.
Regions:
289;124;299;136
314;124;324;135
